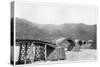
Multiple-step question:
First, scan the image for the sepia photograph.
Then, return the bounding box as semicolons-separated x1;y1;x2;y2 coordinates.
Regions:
11;1;97;65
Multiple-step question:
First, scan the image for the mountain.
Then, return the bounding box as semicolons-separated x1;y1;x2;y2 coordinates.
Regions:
15;18;96;41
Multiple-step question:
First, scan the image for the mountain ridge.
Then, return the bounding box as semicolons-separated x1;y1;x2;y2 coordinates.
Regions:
15;18;96;41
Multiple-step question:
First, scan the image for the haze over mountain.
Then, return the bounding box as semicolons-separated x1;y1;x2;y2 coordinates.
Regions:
16;18;96;41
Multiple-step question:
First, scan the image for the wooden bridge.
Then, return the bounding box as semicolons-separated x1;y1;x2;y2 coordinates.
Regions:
16;39;56;64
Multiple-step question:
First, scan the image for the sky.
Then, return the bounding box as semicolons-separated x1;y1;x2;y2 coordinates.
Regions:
15;1;97;25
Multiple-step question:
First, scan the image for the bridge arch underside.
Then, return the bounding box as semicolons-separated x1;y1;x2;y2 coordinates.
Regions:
15;39;56;65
